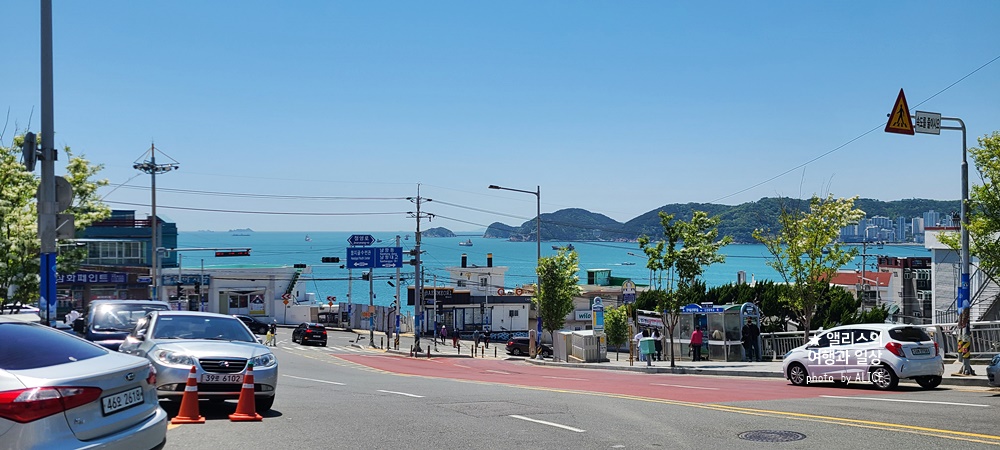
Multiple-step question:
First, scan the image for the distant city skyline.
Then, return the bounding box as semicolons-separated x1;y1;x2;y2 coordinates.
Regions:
5;2;999;232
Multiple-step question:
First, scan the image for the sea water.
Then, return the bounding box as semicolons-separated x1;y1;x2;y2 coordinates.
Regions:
178;231;929;314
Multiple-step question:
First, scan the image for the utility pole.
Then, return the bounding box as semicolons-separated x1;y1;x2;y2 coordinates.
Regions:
133;144;178;302
368;269;375;346
408;186;433;353
38;0;57;326
394;235;401;347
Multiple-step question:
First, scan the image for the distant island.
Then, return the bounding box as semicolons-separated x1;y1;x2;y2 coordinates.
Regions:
228;228;254;233
484;197;960;244
422;227;456;238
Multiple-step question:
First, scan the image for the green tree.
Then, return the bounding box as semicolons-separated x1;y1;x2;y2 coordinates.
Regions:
753;195;865;341
534;249;580;341
0;138;110;313
638;210;732;367
604;304;629;361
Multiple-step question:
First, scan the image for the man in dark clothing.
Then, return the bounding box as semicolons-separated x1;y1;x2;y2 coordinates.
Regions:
742;318;761;362
652;329;663;361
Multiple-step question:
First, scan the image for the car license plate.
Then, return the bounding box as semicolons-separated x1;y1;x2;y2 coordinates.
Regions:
911;347;930;355
201;373;245;383
102;387;144;416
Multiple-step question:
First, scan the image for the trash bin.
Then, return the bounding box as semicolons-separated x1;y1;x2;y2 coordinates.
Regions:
640;337;657;363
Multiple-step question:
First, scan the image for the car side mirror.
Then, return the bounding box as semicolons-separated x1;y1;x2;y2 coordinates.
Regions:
72;318;85;334
136;331;146;341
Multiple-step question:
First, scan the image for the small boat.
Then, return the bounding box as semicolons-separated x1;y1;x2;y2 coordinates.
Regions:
552;243;575;251
459;239;473;247
305;235;312;242
621;262;636;266
232;233;250;237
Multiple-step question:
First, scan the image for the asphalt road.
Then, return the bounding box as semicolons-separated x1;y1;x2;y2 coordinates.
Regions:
162;328;1000;449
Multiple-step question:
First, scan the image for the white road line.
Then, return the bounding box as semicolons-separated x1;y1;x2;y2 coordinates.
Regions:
543;376;588;381
820;395;990;408
377;390;424;398
486;370;511;375
650;383;719;390
509;415;585;433
454;364;472;369
283;375;345;386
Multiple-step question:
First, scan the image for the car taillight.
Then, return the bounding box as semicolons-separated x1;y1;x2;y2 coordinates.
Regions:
508;341;515;346
322;330;327;335
934;341;940;356
885;342;905;357
147;363;157;385
0;386;102;423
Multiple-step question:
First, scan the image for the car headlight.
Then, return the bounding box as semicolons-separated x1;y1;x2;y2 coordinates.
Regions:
251;353;277;368
152;349;196;368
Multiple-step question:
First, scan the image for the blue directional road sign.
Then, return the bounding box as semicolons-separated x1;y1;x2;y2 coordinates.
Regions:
347;247;375;268
348;234;375;246
375;247;403;268
347;246;403;269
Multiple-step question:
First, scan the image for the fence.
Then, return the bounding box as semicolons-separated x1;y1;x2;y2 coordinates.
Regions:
759;321;1000;360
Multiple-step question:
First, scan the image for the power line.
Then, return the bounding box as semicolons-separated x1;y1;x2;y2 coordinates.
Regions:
105;200;408;216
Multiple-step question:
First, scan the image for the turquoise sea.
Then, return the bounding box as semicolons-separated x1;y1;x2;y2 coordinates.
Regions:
178;231;930;314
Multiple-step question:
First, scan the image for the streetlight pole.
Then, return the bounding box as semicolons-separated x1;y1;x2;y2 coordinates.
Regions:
488;184;541;353
134;144;178;302
941;117;974;376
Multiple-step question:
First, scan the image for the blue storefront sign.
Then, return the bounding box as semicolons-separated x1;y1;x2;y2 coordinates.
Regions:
56;271;128;284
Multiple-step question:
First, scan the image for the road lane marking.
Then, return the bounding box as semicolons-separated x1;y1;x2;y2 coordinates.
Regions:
454;364;472;369
651;383;719;390
377;390;424;398
820;395;990;408
543;376;588;381
283;375;345;385
509;415;585;433
486;370;512;375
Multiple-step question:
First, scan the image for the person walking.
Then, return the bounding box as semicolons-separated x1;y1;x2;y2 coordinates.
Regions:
742;318;761;362
452;328;460;348
483;329;491;348
473;329;481;348
652;329;663;361
440;324;448;345
690;326;704;362
266;321;277;347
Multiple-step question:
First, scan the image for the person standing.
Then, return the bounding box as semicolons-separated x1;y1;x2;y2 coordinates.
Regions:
452;328;460;348
742;318;761;362
690;326;704;361
266;321;277;347
634;329;645;362
440;324;448;345
483;329;491;348
652;329;663;361
473;329;481;347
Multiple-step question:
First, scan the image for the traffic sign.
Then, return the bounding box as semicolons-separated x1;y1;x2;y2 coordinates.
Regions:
374;247;403;268
622;280;636;304
281;293;291;300
348;234;375;246
347;247;374;268
914;111;941;135
348;246;403;269
885;88;914;135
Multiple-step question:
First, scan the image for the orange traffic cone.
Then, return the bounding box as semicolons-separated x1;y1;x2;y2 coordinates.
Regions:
229;363;262;422
171;366;205;424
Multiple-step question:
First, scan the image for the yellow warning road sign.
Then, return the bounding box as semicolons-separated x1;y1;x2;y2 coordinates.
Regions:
885;88;914;135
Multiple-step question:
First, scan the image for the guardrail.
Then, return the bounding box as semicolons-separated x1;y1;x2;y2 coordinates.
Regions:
759;321;1000;361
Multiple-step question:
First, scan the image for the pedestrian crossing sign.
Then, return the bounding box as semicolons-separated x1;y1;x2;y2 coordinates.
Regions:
885;88;914;135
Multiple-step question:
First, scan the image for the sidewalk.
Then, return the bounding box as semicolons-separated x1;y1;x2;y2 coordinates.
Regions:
332;328;992;388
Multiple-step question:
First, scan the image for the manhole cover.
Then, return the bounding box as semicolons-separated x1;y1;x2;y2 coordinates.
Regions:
738;430;807;442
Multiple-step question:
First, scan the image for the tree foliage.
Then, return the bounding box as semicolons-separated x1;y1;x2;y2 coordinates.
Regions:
638;210;731;366
752;195;865;341
604;305;629;359
0;137;110;312
534;248;580;340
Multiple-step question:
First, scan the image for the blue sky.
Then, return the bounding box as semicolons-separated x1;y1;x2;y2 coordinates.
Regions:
4;2;999;232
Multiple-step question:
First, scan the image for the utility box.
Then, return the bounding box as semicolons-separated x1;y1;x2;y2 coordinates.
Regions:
640;337;657;356
553;331;572;362
570;330;607;363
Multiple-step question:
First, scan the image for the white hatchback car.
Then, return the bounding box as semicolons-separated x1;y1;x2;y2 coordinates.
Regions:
782;324;944;390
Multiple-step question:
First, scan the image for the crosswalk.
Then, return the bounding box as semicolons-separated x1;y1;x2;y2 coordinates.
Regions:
276;342;380;354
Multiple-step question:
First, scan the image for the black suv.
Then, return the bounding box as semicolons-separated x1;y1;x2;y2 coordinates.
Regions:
292;323;328;346
506;337;551;358
234;314;270;334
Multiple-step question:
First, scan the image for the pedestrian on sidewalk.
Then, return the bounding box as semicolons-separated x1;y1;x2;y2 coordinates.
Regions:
634;329;646;362
742;318;761;362
691;326;704;361
483;329;491;348
473;329;481;347
440;324;448;345
452;328;460;348
652;329;662;361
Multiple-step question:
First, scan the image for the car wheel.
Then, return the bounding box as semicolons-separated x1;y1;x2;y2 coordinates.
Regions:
541;350;551;358
255;396;274;413
511;348;523;356
787;363;808;386
870;366;899;390
915;375;942;389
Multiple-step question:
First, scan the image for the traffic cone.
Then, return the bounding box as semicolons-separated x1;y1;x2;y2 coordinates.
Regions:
229;363;262;422
171;366;205;424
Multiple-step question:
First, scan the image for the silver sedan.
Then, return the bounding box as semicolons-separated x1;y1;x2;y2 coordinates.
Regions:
119;311;278;413
0;314;167;449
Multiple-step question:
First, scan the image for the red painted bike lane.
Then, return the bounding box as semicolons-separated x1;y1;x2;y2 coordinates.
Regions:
335;354;889;403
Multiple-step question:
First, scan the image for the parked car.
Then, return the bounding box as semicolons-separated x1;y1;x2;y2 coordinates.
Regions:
234;314;270;334
0;314;168;449
782;324;944;390
72;300;171;351
119;311;278;413
506;337;551;358
988;354;1000;387
291;323;328;346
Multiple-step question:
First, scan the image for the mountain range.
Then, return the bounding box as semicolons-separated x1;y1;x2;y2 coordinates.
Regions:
480;197;961;243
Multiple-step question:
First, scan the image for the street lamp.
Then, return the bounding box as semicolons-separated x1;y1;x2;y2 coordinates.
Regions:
488;184;541;354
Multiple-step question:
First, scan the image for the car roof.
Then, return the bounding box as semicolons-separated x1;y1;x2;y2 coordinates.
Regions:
90;299;168;306
824;323;925;332
152;311;234;319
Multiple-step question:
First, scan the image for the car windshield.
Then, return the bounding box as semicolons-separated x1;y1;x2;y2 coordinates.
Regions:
0;322;106;370
92;303;167;331
888;327;932;342
152;316;256;342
